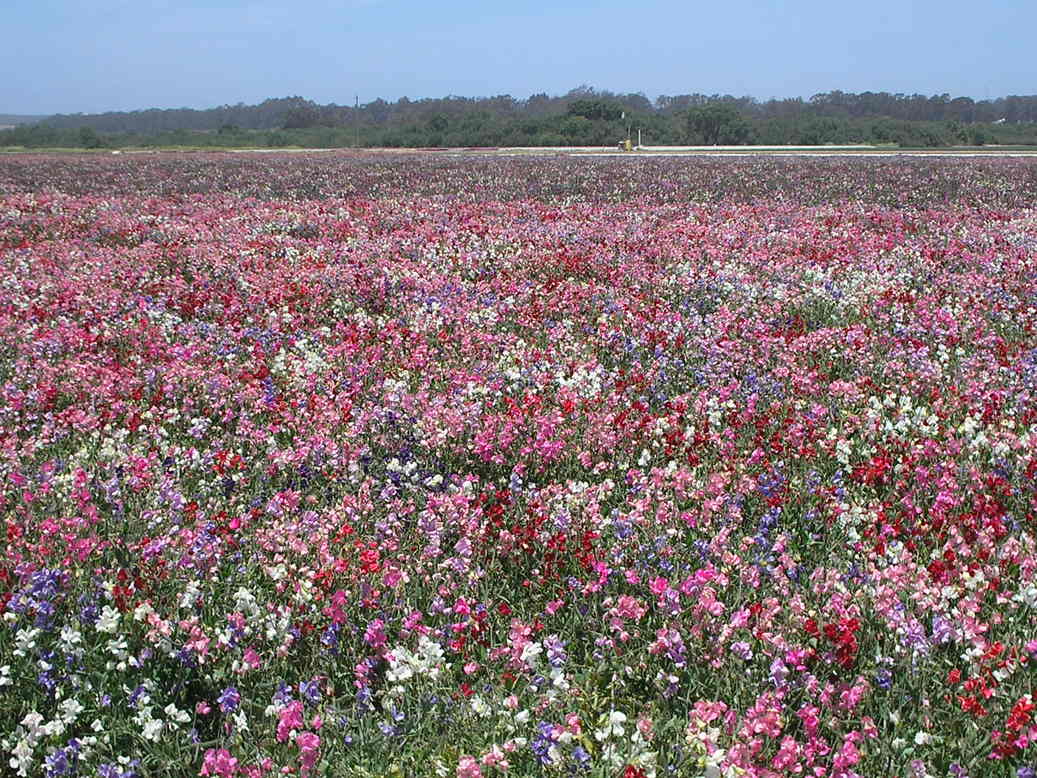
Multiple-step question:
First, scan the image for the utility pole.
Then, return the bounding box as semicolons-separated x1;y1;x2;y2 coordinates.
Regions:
354;95;359;149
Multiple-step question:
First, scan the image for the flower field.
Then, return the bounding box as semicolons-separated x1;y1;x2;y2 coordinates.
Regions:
1;152;1036;777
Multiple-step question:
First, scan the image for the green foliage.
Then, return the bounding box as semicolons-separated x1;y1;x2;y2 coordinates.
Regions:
4;86;1037;150
283;103;322;129
686;103;753;145
78;127;105;148
561;115;591;140
567;99;624;122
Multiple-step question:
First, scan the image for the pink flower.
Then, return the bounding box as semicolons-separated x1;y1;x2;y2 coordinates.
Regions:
200;748;239;778
241;647;261;671
403;610;424;631
364;618;387;648
689;700;733;733
457;755;483;778
615;595;646;621
323;590;348;624
295;732;320;777
771;736;801;770
277;701;305;743
832;731;862;771
798;705;820;738
480;746;509;770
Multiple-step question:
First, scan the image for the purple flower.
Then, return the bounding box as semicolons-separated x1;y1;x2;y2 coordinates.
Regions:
572;746;591;769
544;635;567;668
730;641;753;661
874;668;893;690
218;686;240;713
127;685;146;708
299;679;322;704
273;681;293;705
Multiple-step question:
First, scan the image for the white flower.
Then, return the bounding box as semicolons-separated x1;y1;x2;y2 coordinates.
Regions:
20;711;45;735
141;718;164;741
179;581;202;609
233;587;259;615
14;627;40;656
520;641;543;666
384;637;449;685
60;626;83;649
164;704;190;725
549;667;570;691
10;738;34;778
59;699;84;723
470;696;490;717
595;710;627;741
133;601;155;622
106;637;129;660
96;606;121;634
0;665;11;686
1015;584;1037;608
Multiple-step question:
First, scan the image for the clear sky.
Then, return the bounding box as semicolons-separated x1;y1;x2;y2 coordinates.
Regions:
4;0;1034;115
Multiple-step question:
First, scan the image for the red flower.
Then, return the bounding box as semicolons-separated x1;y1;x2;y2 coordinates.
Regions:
359;548;381;574
1006;695;1035;732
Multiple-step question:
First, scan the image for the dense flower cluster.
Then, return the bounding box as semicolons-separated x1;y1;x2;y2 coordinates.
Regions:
3;151;1037;208
1;153;1036;776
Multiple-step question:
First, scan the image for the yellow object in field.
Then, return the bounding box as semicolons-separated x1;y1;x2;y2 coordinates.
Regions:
624;139;632;151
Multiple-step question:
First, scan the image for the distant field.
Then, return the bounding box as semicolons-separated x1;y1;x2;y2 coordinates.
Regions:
6;143;1037;157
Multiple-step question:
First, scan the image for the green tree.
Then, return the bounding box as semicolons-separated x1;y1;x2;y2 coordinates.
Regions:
561;115;592;141
283;104;320;129
567;99;623;121
78;126;104;148
686;103;752;145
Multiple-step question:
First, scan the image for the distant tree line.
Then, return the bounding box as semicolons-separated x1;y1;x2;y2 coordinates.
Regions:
3;87;1037;149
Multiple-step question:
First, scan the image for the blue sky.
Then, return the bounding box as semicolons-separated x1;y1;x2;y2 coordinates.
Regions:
4;0;1034;114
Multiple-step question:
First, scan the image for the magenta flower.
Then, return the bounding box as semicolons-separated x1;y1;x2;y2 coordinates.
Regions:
199;748;239;778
